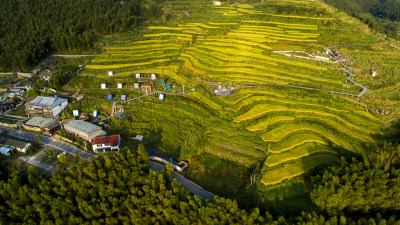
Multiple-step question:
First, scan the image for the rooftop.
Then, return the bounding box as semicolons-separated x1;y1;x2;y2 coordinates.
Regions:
27;96;67;108
25;117;54;128
8;88;25;93
92;134;120;146
39;71;51;77
64;120;102;135
0;135;30;149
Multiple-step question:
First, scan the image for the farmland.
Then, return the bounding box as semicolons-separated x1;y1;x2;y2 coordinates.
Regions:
71;0;395;210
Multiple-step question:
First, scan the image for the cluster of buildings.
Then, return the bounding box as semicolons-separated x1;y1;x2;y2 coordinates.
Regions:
0;95;121;156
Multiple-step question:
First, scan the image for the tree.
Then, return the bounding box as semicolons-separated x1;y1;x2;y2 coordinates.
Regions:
137;143;149;164
36;134;42;144
27;86;40;97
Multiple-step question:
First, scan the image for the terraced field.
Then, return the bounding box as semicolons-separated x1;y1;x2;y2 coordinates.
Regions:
229;87;383;185
79;0;387;193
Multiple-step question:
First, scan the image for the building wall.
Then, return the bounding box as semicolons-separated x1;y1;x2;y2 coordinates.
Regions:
92;144;119;153
25;101;68;118
25;105;54;118
52;101;68;118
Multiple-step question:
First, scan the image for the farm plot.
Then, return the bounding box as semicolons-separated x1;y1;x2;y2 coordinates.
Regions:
261;153;338;186
265;142;337;167
227;87;383;185
86;39;182;71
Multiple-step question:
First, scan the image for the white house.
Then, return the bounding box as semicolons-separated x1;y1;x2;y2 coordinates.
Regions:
151;74;156;80
136;73;141;79
101;83;106;89
108;71;114;76
92;134;120;153
118;83;122;89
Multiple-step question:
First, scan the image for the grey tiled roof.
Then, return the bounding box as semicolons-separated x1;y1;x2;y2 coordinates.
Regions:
64;120;102;135
27;96;67;108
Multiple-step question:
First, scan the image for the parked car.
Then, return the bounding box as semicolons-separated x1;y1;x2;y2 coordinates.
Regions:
57;151;67;158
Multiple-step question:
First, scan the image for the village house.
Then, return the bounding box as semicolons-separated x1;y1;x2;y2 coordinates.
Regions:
39;71;51;81
7;88;26;99
63;120;107;142
23;117;60;133
92;134;120;153
25;96;68;118
0;146;13;156
0;135;31;153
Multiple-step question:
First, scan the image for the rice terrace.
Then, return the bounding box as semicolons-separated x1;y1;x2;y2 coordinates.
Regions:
2;0;398;218
61;0;400;208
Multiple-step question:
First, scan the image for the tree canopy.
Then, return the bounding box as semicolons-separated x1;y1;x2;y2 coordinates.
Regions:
0;0;163;71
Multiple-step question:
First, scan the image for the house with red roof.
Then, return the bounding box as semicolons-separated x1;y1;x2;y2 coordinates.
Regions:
92;134;120;153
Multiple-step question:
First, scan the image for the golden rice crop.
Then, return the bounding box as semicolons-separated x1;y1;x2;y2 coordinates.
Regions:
106;44;181;50
261;154;337;185
261;123;357;151
243;20;317;29
234;104;288;122
265;142;337;167
188;91;225;114
196;45;327;70
143;33;192;38
148;26;184;30
266;14;335;20
206;37;272;49
180;53;309;84
208;22;238;25
85;59;167;69
246;116;295;131
269;132;328;153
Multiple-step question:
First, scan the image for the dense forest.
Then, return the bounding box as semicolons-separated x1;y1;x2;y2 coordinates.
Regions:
0;0;164;71
324;0;400;37
1;144;399;224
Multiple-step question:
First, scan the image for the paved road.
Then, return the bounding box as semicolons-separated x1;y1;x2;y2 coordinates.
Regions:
20;149;56;173
150;162;214;199
0;125;96;160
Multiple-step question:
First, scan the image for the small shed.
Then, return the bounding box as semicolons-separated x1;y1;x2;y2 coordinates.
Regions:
39;71;51;81
159;94;165;100
121;95;126;101
136;73;141;79
134;83;140;89
118;83;123;89
372;71;377;77
101;83;106;89
73;110;79;117
213;0;221;6
93;111;98;117
167;84;171;90
0;146;13;156
141;85;151;94
151;74;156;80
108;94;113;100
108;71;114;76
161;79;165;85
133;135;144;141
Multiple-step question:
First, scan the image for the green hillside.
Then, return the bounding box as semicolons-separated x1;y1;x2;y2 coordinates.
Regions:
64;0;400;207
